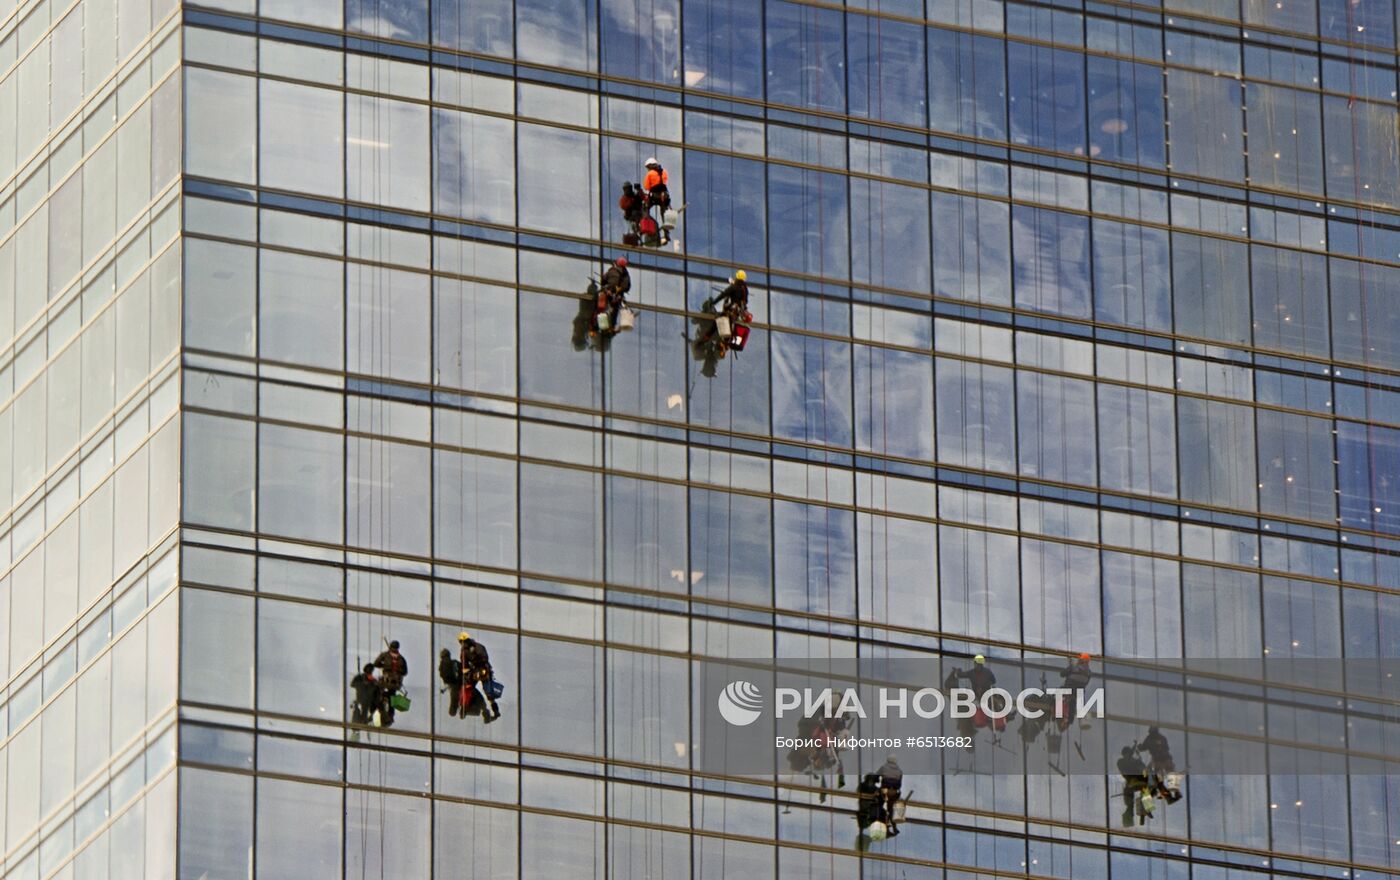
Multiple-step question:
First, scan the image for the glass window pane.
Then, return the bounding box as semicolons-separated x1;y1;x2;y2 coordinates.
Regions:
185;239;255;357
765;0;845;114
186;69;256;184
1096;385;1177;498
521;463;603;582
516;0;597;70
1086;57;1165;167
183;413;255;530
260;251;345;370
432;109;516;225
601;0;679;83
933;192;1011;306
259;424;345;544
257;779;342;880
682;0;762;99
1255;410;1335;523
348;265;430;382
433;0;514;55
767;165;848;280
349;96;430;212
434;449;518;570
935;360;1015;473
260;80;344;198
1177;398;1257;512
939;526;1020;645
181;589;254;709
1016;371;1097;486
257;599;343;720
1172;232;1251;347
1013;206;1091;319
517;124;600;238
1166;70;1245;182
347;438;432;556
348;0;428;41
1008;43;1086;155
1091;219;1171;331
847;17;925;127
178;768;252;880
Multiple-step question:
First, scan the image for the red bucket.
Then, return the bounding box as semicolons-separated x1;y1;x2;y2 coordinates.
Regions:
731;324;750;351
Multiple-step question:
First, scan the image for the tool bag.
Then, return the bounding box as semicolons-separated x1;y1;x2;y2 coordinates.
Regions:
731;323;750;351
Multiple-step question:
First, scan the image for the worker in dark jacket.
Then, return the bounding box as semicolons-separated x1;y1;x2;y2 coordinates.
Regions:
459;631;501;722
1118;745;1150;824
876;756;904;835
593;257;632;337
439;648;464;717
350;663;382;725
619;182;645;229
703;270;750;358
374;640;408;725
713;271;748;315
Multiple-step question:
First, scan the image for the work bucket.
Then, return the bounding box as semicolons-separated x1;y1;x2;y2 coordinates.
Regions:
731;323;750;351
617;307;636;331
596;311;611;332
662;209;678;228
390;692;411;712
715;315;732;337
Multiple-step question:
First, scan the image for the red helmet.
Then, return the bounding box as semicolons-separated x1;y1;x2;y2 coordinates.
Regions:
615;257;628;268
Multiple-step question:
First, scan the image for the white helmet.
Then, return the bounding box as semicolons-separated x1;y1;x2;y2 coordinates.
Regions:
644;157;660;168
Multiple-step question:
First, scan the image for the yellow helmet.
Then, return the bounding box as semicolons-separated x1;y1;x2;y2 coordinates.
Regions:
458;631;471;642
973;654;985;665
734;269;747;281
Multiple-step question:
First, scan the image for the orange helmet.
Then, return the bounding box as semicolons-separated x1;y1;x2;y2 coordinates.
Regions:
1078;652;1091;661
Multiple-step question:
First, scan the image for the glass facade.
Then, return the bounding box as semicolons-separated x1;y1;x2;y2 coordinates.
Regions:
1;0;1399;874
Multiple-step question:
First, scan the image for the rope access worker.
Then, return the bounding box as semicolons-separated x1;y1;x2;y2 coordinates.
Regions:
1117;745;1152;825
373;640;408;726
642;157;672;244
350;663;383;725
703;270;750;358
619;182;645;236
855;773;887;840
1139;727;1182;803
953;654;1005;737
439;648;464;717
876;756;904;836
1057;652;1092;728
458;631;502;722
593;257;632;337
